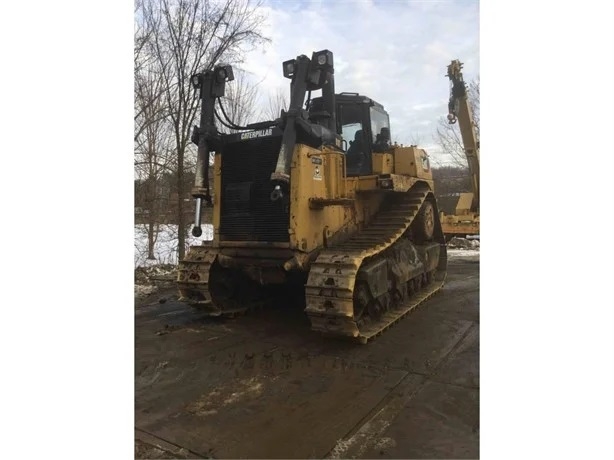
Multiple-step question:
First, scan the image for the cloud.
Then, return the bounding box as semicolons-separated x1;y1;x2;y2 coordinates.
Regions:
412;101;447;112
238;0;479;154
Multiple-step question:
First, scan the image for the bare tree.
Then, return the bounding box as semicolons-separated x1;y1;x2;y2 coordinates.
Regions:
136;0;268;260
262;86;288;121
217;68;260;133
135;9;174;262
433;76;479;168
468;77;480;134
134;60;179;259
134;0;151;75
134;2;167;143
408;133;424;147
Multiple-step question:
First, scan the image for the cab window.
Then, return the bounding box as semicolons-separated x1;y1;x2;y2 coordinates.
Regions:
370;107;390;145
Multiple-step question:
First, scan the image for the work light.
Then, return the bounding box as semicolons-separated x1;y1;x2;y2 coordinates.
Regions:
215;65;234;83
283;59;296;78
312;50;333;71
191;74;201;89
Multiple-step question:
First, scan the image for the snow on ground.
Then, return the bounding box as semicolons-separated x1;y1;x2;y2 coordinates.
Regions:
134;263;181;300
134;223;213;267
447;237;480;261
447;248;480;259
135;284;158;298
447;236;480;249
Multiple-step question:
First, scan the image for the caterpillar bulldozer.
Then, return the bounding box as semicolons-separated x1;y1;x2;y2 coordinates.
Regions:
177;50;447;343
440;60;480;239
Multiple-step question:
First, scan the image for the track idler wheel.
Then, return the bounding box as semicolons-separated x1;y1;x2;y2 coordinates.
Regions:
414;200;435;241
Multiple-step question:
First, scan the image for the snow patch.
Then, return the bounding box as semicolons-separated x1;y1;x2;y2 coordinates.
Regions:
135;284;158;298
447;237;480;261
134;223;213;267
448;237;480;249
448;249;480;257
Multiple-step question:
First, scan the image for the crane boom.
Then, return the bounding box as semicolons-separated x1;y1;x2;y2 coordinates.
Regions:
446;60;479;213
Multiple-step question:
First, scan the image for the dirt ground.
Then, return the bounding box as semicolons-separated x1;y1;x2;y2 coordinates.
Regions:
135;253;479;459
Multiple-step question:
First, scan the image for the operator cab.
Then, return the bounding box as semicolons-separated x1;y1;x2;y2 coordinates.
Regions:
309;92;392;176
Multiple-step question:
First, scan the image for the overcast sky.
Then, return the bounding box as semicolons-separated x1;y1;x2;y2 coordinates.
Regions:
238;0;479;159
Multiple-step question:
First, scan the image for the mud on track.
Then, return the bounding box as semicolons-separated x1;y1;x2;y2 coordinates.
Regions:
135;256;479;459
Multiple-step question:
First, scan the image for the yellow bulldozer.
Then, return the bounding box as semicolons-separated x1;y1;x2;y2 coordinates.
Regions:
440;60;480;239
177;50;447;343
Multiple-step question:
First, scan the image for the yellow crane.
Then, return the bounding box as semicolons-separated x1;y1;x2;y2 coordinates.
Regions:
440;60;480;239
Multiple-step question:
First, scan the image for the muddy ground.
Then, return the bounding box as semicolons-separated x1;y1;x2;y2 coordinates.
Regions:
135;253;479;459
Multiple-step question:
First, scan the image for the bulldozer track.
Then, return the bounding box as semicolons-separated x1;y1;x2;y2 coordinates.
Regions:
177;248;287;317
177;248;225;316
305;183;447;343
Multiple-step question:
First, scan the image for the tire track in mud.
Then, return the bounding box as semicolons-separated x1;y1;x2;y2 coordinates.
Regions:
326;322;478;459
135;260;479;458
135;427;211;459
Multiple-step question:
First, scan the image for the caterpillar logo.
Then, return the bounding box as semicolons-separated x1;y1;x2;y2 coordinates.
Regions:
240;128;273;140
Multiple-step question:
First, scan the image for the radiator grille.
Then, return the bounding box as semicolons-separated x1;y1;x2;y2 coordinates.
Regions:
220;136;289;242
